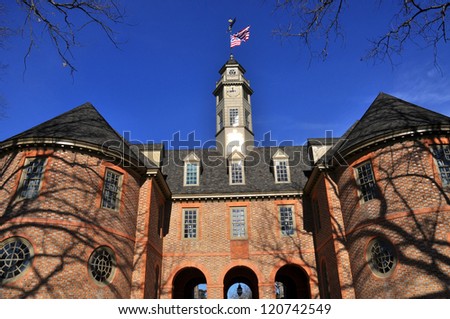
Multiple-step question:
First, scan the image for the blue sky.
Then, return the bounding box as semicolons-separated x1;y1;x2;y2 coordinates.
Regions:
1;1;449;147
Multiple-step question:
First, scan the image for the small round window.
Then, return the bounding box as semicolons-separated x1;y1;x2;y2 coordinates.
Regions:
88;246;116;285
0;237;34;283
367;237;397;277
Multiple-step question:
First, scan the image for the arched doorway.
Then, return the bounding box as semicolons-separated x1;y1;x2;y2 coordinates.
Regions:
172;267;207;299
275;264;310;298
223;266;259;299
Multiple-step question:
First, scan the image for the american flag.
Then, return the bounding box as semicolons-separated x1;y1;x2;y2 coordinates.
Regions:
230;25;250;48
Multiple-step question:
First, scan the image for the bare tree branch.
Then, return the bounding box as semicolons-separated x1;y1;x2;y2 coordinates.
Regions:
16;0;124;74
273;1;450;64
365;1;450;64
273;0;346;60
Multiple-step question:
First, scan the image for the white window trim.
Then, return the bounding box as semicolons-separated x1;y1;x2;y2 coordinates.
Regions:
182;208;198;240
229;108;239;127
230;207;248;240
183;153;201;186
184;162;200;186
274;159;291;183
229;160;245;185
279;205;296;237
272;149;291;184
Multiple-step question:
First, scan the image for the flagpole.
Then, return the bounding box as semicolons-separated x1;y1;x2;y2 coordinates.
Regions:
228;18;236;58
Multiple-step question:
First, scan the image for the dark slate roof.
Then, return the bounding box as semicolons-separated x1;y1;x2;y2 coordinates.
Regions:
133;143;165;151
162;146;310;196
1;102;157;169
307;138;338;146
342;92;450;152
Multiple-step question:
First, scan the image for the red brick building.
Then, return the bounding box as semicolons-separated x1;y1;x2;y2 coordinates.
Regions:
0;57;449;298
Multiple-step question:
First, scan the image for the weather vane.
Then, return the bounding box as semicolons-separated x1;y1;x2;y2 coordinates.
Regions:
228;17;236;33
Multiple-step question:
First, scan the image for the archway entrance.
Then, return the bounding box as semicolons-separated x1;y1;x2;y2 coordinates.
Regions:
223;266;259;299
172;267;207;299
275;264;310;298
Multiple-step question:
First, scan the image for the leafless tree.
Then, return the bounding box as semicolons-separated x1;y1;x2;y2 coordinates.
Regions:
273;1;450;64
7;0;124;74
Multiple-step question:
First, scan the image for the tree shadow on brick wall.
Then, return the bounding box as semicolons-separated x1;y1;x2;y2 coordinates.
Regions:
250;204;319;298
0;150;145;298
323;137;450;298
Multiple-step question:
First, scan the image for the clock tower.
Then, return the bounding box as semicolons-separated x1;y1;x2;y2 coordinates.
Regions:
213;55;254;157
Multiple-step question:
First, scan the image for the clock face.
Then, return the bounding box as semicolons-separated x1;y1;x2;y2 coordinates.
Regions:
226;86;239;97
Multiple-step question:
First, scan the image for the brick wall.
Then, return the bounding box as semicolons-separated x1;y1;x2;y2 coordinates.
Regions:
161;198;318;299
0;147;141;298
333;138;450;298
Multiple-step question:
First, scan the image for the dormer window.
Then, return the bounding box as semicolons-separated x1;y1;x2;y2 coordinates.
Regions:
184;153;201;186
231;161;244;184
273;149;290;183
229;151;245;185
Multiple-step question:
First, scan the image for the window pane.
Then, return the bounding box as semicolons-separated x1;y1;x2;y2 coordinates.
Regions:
275;160;289;182
102;170;122;210
185;163;198;185
279;206;294;236
88;246;115;284
231;161;243;184
229;108;239;126
183;209;197;239
19;158;46;199
432;145;450;185
0;237;33;283
231;207;246;238
356;162;377;202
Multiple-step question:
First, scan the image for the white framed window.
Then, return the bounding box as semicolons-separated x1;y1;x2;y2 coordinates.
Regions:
229;108;239;126
184;162;199;186
275;160;290;183
17;157;46;199
183;209;198;239
230;161;244;184
431;144;450;185
230;207;247;239
183;153;200;186
355;161;377;202
279;205;295;236
101;169;123;211
273;149;290;183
